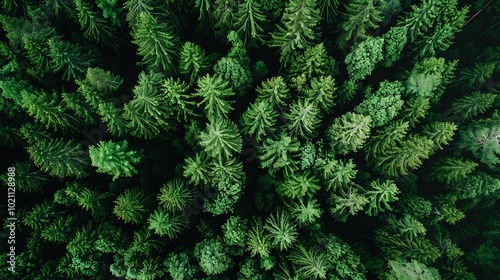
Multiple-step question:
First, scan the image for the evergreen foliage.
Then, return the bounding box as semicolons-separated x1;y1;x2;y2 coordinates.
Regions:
89;140;143;180
0;1;496;279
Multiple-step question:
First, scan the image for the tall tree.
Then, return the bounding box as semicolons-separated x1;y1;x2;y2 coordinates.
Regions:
178;42;209;85
284;99;322;139
194;74;235;121
27;138;89;178
132;12;179;73
234;0;267;44
48;39;96;81
255;76;291;108
264;211;298;251
270;0;321;65
338;0;385;47
113;187;153;224
258;132;301;176
363;179;400;216
344;36;384;82
459;124;500;169
199;118;242;161
240;100;278;142
326;112;372;155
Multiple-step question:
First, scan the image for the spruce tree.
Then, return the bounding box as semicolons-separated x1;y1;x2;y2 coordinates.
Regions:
88;140;143;181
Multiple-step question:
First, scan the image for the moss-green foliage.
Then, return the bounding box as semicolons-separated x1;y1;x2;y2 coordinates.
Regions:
1;1;496;279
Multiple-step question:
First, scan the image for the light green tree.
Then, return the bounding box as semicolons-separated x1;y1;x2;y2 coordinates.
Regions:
326;112;372;155
354;81;404;127
338;0;385;47
258;132;301;176
194;74;235;121
199;118;242;161
113;187;153;224
179;42;209;85
277;171;321;200
255;76;290;108
194;236;232;275
363;179;400;216
240;100;278;142
89;140;143;180
157;178;194;212
148;208;187;238
264;211;298;251
284;99;322;139
288;244;328;279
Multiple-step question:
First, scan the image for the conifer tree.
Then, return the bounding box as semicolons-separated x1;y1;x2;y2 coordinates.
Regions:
381;26;408;68
234;0;267;44
88;140;143;181
97;102;128;136
344;36;384;82
422;121;457;151
179;42;209;85
48;39;95;81
354;81;404;127
287;198;322;227
288;244;328;279
338;0;385;47
322;158;358;191
277;171;321;200
240;100;278;142
365;120;410;160
270;0;321;65
183;152;211;187
162;77;198;122
158;178;194;212
214;57;252;96
255;76;290;108
148;208;187;238
364;179;400;216
372;135;434;176
194;236;232;275
449;92;497;121
74;0;119;47
246;217;272;258
326;112;371;155
304;75;336;113
132;12;179;72
3;161;48;193
264;211;298;251
199;118;242;161
459;124;500;169
398;97;430;127
258;132;301;176
329;187;368;222
20;89;80;132
27;138;89;178
113;187;153;224
194;74;235;121
284;99;322;139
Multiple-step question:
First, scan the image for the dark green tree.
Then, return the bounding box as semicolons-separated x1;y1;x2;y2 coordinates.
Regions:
194;74;235;121
258;132;301;176
148;208;187;238
27;138;89;178
240;100;278;142
113;187;153;224
364;179;400;216
234;0;267;44
199;118;242;161
48;39;96;80
179;42;209;85
194;236;232;275
132;12;179;72
459;124;500;169
157;178;194;212
338;0;385;47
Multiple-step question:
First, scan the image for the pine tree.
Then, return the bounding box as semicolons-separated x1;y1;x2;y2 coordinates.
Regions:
61;91;98;125
277;171;320;200
132;12;179;72
318;0;339;24
27;138;89;178
450;92;497;121
123;71;171;139
287;198;322;227
454;63;496;91
148;208;187;238
48;39;95;81
20;89;80;132
386;260;441;280
459;124;500;169
234;0;267;44
422;121;457;151
158;178;194;212
288;244;328;279
222;215;248;247
321;158;358;191
328;187;368;222
123;0;158;23
398;97;430;127
246;217;272;258
372;135;434;177
326;112;371;155
161;77;197;122
382;26;408;68
354;80;405;127
376;229;441;264
199;118;242;161
284;99;322;139
113;187;153;224
97;102;128;136
179;42;209;85
255;76;290;108
364;179;400;216
88;140;143;181
183;152;211;187
194;74;235;121
258;132;300;176
213;56;252;96
338;0;385;47
194;236;232;275
264;211;298;251
397;0;441;42
365;120;410;160
304;75;336;113
74;0;119;47
344;36;384;82
240;100;278;142
270;0;321;65
3;161;48;193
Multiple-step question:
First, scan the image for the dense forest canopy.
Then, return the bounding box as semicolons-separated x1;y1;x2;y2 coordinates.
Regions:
0;0;499;279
